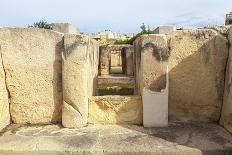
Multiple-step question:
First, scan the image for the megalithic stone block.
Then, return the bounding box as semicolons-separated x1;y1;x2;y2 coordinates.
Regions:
99;46;110;75
62;35;89;128
143;67;169;127
134;34;169;127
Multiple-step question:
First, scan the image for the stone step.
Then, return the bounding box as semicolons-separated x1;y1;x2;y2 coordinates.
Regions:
0;122;232;155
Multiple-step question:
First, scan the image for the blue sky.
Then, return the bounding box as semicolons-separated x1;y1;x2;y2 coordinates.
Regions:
0;0;231;33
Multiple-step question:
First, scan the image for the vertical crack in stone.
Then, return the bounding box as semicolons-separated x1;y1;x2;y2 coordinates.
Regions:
0;46;11;100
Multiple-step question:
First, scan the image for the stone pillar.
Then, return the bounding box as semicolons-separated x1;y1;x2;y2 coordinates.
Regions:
134;34;169;127
99;46;110;75
124;46;134;76
62;35;89;128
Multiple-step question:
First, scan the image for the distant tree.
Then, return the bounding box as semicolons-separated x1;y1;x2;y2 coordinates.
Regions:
140;23;147;33
115;23;153;45
28;20;52;29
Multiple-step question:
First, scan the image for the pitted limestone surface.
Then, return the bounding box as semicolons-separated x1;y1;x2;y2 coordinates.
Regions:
0;122;232;155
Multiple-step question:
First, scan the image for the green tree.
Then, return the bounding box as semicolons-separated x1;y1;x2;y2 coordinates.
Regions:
140;23;147;33
28;20;52;29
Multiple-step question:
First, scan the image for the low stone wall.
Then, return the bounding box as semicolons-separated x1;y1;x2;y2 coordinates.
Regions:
0;28;63;124
88;96;142;124
220;27;232;133
62;34;99;128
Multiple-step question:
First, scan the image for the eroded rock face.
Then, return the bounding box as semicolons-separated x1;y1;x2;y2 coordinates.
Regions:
62;34;99;128
220;27;232;133
168;29;228;122
0;28;63;124
134;34;169;95
0;47;10;131
88;96;142;124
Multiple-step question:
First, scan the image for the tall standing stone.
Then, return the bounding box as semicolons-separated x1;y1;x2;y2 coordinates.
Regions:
62;34;99;128
134;34;169;127
0;28;63;124
220;27;232;133
0;45;10;131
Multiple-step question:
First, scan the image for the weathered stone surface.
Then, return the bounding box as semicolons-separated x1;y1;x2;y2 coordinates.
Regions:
168;29;228;122
134;34;169;127
123;46;134;76
88;96;142;124
0;122;232;155
0;28;63;124
62;34;99;128
220;27;232;133
0;47;10;131
134;34;169;95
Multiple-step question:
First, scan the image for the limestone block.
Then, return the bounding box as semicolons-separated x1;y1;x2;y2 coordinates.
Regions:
99;46;110;75
153;26;176;35
134;34;169;127
88;96;142;124
0;28;63;124
220;27;232;133
143;87;168;127
143;66;169;127
124;46;134;76
168;29;228;122
0;47;10;131
62;34;99;128
134;34;169;95
52;23;80;35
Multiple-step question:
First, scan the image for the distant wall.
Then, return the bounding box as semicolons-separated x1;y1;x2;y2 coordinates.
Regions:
62;34;99;128
153;26;176;35
167;29;228;122
0;28;63;124
52;23;80;35
220;27;232;133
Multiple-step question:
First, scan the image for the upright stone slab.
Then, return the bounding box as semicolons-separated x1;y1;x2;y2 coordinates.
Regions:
0;46;10;131
99;46;110;75
123;46;134;76
0;28;63;124
134;34;169;127
220;27;232;133
168;29;228;122
62;34;99;128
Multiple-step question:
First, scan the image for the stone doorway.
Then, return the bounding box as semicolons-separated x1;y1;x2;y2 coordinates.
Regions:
97;45;135;96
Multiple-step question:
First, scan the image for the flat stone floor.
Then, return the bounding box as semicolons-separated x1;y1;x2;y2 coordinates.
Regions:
0;122;232;155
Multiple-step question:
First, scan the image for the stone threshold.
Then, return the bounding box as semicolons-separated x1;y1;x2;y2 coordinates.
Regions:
0;122;232;155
